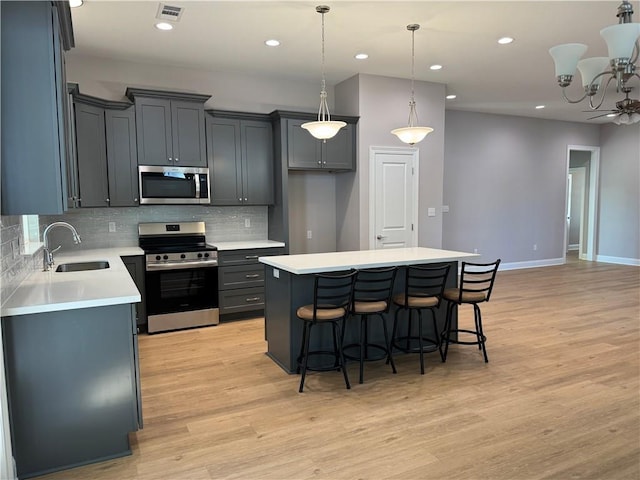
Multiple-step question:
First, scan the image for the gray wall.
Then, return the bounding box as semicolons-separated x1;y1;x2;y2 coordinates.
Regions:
443;110;601;265
597;123;640;261
335;73;446;251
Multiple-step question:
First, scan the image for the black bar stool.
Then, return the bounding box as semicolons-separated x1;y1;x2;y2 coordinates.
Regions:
388;263;451;374
441;259;501;363
342;266;397;384
296;270;357;393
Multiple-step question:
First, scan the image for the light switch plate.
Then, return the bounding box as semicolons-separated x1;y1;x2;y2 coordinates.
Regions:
427;207;436;217
442;205;450;213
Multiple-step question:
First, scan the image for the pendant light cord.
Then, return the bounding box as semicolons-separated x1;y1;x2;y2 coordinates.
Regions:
318;8;331;122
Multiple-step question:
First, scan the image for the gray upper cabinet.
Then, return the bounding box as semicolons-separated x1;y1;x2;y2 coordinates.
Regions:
71;86;139;207
126;88;211;167
1;1;74;215
271;112;358;172
206;112;274;205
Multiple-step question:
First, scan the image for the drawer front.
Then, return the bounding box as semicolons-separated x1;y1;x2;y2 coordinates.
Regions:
219;264;265;290
218;247;285;266
219;287;265;313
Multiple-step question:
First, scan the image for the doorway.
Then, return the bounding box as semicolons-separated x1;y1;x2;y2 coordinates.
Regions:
565;145;600;262
369;146;419;249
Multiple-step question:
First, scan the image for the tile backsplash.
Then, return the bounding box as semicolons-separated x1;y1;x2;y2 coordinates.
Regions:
1;216;42;305
40;205;268;250
1;205;268;306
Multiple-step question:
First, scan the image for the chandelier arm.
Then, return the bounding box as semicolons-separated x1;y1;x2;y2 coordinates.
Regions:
589;75;615;110
561;87;589;104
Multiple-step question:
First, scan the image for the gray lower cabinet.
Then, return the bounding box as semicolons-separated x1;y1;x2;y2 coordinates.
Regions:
122;255;148;331
1;1;74;215
218;247;284;319
73;96;139;207
2;303;142;478
126;88;211;167
206;113;274;205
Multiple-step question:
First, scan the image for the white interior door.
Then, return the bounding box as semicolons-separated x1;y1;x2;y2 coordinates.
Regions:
370;146;418;249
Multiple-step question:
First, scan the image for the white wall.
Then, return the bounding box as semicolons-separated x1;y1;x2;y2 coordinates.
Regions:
597;123;640;263
66;54;324;114
443;111;601;266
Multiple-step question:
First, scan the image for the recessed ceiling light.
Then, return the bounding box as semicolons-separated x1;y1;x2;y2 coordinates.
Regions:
69;0;83;7
498;37;514;45
535;105;545;109
155;22;173;31
355;53;369;60
265;39;280;47
430;64;443;71
446;94;457;100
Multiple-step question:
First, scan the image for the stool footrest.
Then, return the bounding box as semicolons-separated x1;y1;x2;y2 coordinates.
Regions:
391;335;439;354
297;350;342;372
343;342;389;362
442;328;486;345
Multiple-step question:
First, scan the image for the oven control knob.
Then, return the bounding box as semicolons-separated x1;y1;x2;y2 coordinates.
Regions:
204;253;210;258
180;254;186;259
155;255;161;261
163;255;169;260
197;253;203;258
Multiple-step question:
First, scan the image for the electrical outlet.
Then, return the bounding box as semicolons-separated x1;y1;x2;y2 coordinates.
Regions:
245;218;251;228
427;207;436;217
533;244;537;251
108;222;116;233
307;230;312;239
474;248;478;254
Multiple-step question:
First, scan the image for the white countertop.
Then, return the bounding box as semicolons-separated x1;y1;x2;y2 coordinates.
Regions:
259;247;479;275
210;240;285;251
1;247;144;317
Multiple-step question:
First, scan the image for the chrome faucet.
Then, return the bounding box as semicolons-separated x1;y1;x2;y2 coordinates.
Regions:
43;222;82;271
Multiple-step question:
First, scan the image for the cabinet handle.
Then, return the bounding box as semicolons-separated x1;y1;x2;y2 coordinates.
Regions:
106;198;110;204
239;198;242;202
245;297;260;302
134;198;138;203
168;157;173;163
317;161;322;165
323;161;327;165
245;255;259;259
175;157;179;162
244;198;248;202
245;274;260;279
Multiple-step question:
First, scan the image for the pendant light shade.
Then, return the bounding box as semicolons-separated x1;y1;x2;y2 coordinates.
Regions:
391;24;434;145
301;5;346;140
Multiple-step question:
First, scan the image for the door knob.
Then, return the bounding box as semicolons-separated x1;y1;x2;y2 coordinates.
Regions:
376;235;387;240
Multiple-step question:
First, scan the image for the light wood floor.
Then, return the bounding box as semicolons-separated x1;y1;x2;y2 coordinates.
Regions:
39;260;640;480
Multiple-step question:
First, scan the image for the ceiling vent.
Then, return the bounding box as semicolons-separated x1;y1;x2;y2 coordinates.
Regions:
156;3;184;22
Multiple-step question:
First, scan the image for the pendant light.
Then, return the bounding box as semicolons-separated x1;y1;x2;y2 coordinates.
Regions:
391;24;434;145
301;5;346;140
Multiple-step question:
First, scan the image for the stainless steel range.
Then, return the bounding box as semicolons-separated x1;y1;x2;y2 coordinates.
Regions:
139;221;219;333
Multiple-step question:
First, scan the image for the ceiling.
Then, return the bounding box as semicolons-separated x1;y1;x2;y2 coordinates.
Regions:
68;1;639;124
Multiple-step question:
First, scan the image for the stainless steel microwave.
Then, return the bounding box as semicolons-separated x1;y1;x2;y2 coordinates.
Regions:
139;166;210;205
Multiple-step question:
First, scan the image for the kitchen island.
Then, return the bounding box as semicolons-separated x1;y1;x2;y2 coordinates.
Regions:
259;247;478;373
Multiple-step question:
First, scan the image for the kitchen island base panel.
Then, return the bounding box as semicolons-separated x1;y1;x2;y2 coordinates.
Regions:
264;263;459;374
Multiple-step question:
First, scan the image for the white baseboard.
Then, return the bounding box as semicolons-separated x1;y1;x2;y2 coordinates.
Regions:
499;258;565;271
568;244;579;251
595;255;640;266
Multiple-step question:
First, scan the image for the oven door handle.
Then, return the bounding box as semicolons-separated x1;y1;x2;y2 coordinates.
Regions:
146;261;218;271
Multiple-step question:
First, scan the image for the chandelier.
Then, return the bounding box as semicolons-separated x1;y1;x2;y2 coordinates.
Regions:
391;24;434;145
301;5;346;140
549;1;640;125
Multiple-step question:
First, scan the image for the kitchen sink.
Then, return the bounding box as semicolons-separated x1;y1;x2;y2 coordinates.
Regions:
55;261;110;272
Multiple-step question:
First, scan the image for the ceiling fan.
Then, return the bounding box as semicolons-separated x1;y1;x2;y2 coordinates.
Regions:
585;88;640;124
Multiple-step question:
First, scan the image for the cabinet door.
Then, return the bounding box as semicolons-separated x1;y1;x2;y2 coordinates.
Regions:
135;97;173;166
206;116;242;205
106;107;139;207
287;119;322;169
0;2;68;214
242;120;274;204
75;103;109;207
322;123;354;170
171;100;206;167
